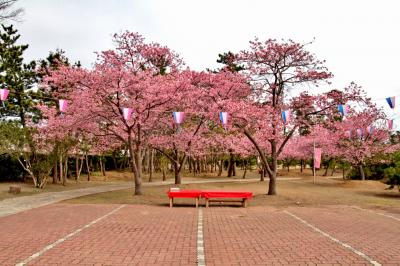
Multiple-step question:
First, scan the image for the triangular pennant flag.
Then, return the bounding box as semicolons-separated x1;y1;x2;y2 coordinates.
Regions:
388;119;394;130
59;99;68;113
122;108;133;121
0;89;9;101
385;96;396;109
281;110;291;124
338;104;349;116
356;128;363;138
172;112;185;124
219;112;228;125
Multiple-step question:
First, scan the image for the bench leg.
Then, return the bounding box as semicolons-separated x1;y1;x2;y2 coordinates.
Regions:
169;198;173;208
206;198;209;208
195;198;199;208
242;199;248;208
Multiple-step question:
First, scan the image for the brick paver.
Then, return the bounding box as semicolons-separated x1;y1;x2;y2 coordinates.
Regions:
0;204;117;266
1;203;399;265
203;207;371;266
27;205;197;266
288;206;400;265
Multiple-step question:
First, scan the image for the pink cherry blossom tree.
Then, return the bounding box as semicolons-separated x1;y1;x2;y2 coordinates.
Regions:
40;31;184;195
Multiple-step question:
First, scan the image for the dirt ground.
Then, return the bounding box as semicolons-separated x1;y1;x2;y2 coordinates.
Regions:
65;170;400;212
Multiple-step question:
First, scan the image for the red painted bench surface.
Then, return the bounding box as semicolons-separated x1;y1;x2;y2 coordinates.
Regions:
201;191;253;199
167;190;202;198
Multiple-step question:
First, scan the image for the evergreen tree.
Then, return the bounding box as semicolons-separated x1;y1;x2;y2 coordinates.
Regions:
0;24;39;126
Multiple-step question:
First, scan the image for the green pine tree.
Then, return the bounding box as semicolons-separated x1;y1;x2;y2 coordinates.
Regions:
0;24;39;126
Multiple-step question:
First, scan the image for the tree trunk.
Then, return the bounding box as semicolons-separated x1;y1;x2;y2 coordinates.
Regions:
63;155;68;186
174;161;181;184
217;159;223;177
162;167;166;181
112;151;118;170
331;164;336;176
148;149;154;182
260;168;265;181
75;155;79;181
85;153;90;181
227;152;234;177
300;160;303;173
359;164;365;181
101;157;106;176
188;157;192;173
143;148;149;174
53;160;58;184
243;160;247;179
323;159;332;176
267;143;278;195
59;155;64;186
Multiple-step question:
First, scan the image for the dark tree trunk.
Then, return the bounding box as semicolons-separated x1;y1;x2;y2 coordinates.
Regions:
227;152;235;177
243;160;247;179
75;155;79;181
217;159;223;177
53;160;58;184
112;151;118;170
85;153;90;181
148;149;154;182
323;159;332;176
162;167;166;181
300;160;303;173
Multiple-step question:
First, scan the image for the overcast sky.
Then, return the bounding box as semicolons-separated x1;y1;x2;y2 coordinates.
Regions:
13;0;400;115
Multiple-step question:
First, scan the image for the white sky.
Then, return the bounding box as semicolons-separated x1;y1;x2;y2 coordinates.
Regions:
14;0;400;115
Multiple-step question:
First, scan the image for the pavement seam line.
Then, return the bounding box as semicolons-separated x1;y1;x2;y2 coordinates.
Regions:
15;204;126;266
197;207;206;266
284;210;381;266
351;206;400;222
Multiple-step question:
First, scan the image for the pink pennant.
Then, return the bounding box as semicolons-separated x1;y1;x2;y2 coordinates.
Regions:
59;99;68;113
123;108;133;121
173;112;185;124
314;148;322;169
388;119;394;130
0;89;9;101
356;128;363;137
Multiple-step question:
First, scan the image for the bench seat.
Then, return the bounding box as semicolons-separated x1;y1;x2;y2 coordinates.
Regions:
167;190;202;207
201;191;253;208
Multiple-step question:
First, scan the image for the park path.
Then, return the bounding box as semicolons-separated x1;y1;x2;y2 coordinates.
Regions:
0;177;300;218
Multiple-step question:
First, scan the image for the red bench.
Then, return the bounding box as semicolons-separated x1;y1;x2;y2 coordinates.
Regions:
201;191;253;208
167;190;202;208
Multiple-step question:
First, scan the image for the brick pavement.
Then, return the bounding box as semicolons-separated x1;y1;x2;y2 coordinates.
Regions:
288;206;400;265
0;204;117;266
203;206;372;266
0;203;399;266
27;205;197;266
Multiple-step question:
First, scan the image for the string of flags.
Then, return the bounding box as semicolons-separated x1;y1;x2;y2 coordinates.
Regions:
0;88;398;132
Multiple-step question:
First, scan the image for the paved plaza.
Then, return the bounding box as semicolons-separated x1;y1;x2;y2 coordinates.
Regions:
0;202;399;266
